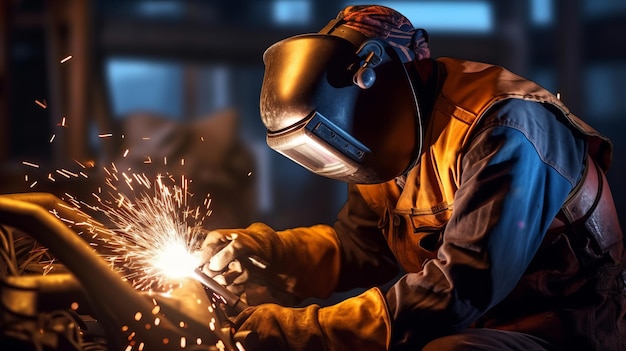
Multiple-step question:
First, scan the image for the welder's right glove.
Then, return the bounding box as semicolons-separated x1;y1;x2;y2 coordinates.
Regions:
233;287;391;351
197;222;342;305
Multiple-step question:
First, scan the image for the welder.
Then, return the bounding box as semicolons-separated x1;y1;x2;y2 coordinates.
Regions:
197;5;625;351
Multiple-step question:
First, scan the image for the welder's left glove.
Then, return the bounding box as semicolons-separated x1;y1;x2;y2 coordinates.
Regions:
234;287;390;351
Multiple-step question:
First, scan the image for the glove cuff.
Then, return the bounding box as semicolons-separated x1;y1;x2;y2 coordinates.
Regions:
319;288;391;351
276;225;342;298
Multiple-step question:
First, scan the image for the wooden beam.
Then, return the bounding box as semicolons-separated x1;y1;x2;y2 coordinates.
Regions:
0;0;10;160
98;19;303;64
45;0;93;162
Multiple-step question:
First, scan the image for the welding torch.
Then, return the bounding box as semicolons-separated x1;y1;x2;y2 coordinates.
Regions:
192;267;249;314
192;255;272;314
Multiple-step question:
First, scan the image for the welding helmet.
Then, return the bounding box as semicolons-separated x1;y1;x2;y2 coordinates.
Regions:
259;5;428;184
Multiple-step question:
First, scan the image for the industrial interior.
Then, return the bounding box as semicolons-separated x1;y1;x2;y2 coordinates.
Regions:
0;0;625;350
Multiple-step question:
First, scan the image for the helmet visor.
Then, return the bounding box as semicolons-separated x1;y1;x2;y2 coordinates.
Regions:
267;111;367;180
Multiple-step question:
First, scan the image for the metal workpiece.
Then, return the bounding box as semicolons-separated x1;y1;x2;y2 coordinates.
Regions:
0;192;250;351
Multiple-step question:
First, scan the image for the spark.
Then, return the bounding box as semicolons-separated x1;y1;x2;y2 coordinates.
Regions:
60;168;78;178
18;124;213;292
89;165;212;291
41;259;55;274
236;341;246;351
151;241;200;280
55;169;72;178
35;99;47;108
247;256;267;269
60;55;73;63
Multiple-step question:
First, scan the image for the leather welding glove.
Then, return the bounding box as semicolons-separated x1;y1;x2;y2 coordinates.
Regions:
234;287;390;351
198;222;341;305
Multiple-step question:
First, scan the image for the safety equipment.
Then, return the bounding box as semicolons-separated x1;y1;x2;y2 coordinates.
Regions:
259;22;422;184
233;288;391;351
198;223;342;303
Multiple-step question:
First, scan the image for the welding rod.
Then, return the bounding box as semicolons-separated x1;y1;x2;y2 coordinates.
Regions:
193;267;249;314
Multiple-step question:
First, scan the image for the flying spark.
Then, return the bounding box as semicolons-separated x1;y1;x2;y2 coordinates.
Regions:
19;128;213;291
90;167;212;291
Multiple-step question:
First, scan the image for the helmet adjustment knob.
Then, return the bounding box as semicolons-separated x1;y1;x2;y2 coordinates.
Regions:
354;67;376;89
353;45;382;89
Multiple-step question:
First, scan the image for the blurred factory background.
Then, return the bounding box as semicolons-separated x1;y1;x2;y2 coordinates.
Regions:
1;0;625;231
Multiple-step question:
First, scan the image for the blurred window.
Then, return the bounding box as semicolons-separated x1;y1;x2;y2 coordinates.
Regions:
195;66;231;116
271;0;312;25
134;0;185;19
106;58;184;119
530;0;553;26
344;1;493;33
584;0;626;18
105;59;233;120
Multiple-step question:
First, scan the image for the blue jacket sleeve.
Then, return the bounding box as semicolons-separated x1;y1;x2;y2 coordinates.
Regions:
386;99;586;348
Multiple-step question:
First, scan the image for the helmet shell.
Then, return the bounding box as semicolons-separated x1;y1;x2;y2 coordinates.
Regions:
260;33;421;183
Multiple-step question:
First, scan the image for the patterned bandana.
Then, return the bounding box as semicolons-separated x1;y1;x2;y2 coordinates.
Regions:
336;5;430;61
